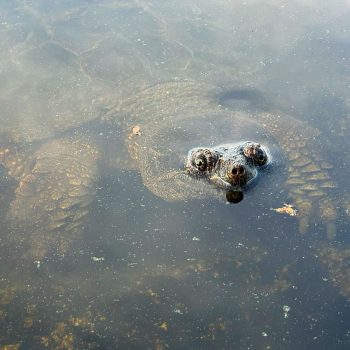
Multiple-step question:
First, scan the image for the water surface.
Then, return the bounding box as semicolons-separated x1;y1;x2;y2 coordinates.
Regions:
0;1;349;349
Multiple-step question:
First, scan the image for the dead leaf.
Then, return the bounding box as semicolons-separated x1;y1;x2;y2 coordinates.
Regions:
271;203;298;217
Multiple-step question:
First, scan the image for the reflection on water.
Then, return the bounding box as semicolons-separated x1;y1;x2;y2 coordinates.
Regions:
0;0;349;349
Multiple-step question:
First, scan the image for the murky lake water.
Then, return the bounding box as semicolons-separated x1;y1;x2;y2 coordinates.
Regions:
0;1;349;349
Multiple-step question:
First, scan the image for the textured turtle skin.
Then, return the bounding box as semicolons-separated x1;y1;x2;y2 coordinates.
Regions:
0;135;99;260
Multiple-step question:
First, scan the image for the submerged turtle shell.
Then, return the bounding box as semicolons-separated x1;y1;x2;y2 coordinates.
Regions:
0;0;275;145
0;1;204;144
0;1;211;260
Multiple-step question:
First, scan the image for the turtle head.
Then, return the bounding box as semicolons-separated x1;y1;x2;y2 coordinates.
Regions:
186;141;270;192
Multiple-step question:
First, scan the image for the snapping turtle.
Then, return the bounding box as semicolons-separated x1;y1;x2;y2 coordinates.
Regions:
104;80;342;236
0;0;347;262
0;0;273;260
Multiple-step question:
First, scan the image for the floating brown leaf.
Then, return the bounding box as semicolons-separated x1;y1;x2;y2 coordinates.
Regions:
271;203;298;217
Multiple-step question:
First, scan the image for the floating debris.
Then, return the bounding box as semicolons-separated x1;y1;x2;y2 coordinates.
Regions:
91;256;105;262
173;308;184;315
271;203;298;217
131;125;142;136
159;322;168;331
261;331;268;337
192;236;200;241
282;305;291;318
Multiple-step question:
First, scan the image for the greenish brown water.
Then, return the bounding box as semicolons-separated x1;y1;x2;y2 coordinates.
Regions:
0;1;349;349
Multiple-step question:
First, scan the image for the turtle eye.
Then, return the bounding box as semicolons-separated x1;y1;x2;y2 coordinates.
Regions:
190;148;218;172
231;165;245;176
194;154;208;171
243;143;268;166
256;149;267;166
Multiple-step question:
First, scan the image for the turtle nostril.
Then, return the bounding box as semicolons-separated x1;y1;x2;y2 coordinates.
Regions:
232;165;246;176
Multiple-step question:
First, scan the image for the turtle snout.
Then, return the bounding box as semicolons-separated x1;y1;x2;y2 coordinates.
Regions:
231;164;245;176
228;163;249;186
